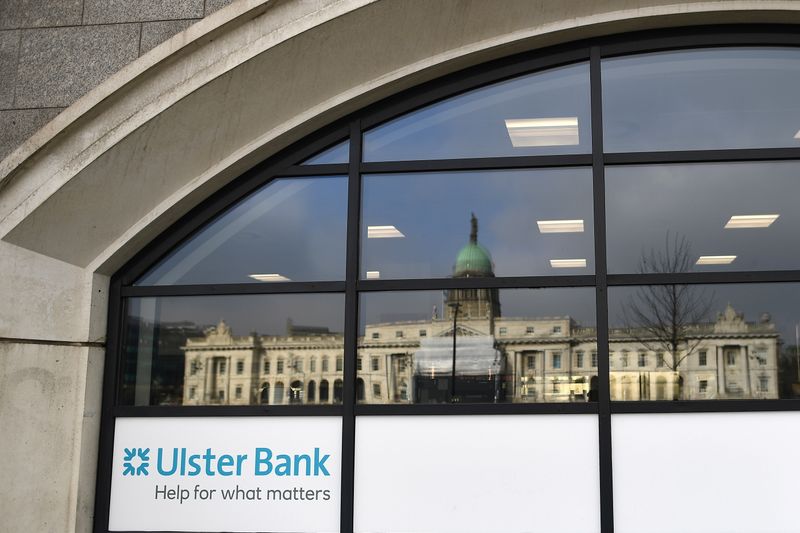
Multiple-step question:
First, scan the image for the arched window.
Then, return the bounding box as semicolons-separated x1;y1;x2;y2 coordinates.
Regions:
307;380;316;403
333;379;343;403
290;380;304;404
356;378;365;402
273;382;284;405
319;380;329;403
260;382;269;405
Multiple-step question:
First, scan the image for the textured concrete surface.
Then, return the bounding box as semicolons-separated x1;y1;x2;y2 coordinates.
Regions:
206;0;237;15
83;0;204;24
15;24;140;108
0;0;83;30
0;108;63;161
0;30;19;108
0;343;103;533
140;19;196;54
0;241;103;342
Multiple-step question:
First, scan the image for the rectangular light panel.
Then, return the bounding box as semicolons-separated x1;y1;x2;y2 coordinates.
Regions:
696;256;736;265
505;117;579;147
249;273;291;282
367;225;405;239
724;214;779;229
537;219;585;233
550;259;587;268
366;271;380;279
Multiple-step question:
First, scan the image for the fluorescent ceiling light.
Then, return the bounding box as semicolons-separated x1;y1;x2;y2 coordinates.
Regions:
696;256;736;265
367;225;405;239
724;214;779;229
537;219;585;233
249;273;291;282
505;117;579;147
366;271;380;279
550;259;587;268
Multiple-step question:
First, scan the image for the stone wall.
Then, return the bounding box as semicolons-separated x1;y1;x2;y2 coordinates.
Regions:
0;0;235;160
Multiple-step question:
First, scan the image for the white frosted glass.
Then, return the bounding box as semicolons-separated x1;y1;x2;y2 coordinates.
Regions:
613;412;800;533
354;415;600;533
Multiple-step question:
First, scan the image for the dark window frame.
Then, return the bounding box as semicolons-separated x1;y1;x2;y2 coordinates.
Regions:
94;27;800;533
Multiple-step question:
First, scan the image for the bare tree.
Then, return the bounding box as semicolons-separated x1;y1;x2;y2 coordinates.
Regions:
623;233;714;399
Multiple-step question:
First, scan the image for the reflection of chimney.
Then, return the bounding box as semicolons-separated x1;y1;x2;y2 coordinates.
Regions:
286;318;293;335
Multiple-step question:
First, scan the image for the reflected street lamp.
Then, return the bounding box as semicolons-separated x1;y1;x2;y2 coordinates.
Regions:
448;302;461;402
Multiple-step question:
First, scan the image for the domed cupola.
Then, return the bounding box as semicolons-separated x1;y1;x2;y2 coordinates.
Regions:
453;213;494;278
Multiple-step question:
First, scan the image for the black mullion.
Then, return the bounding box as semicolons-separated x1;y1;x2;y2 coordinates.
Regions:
591;45;614;533
121;281;346;298
114;404;344;417
93;278;123;533
355;402;597;416
608;270;800;286
611;399;800;414
360;154;592;174
605;147;800;166
279;163;350;176
340;120;362;533
357;275;595;292
598;25;800;58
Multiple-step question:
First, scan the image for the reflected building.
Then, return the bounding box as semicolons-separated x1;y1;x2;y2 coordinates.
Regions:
181;218;780;405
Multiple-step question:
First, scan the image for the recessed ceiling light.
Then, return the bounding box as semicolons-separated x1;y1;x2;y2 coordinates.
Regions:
724;214;779;229
550;259;587;268
537;219;585;233
505;117;579;147
249;273;291;282
367;225;405;238
696;256;736;265
366;271;380;279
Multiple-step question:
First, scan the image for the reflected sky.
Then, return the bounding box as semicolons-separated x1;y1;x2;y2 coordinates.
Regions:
603;47;800;152
137;177;348;285
130;294;345;336
606;162;800;273
301;139;349;165
361;169;594;279
364;62;591;161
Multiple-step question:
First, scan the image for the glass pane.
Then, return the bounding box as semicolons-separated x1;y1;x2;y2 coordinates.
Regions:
301;139;349;164
361;169;594;279
363;62;591;161
358;288;597;404
120;293;344;406
606;162;800;274
137;177;347;285
603;47;800;152
609;283;800;401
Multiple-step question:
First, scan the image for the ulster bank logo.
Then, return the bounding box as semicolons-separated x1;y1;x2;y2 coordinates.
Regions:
123;448;150;476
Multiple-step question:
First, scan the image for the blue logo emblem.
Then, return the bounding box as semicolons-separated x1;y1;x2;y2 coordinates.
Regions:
123;448;150;476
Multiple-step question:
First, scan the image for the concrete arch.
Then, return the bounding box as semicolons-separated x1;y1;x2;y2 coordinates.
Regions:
2;2;800;531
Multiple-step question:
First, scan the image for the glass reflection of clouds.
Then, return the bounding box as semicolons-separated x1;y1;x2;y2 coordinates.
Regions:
361;169;594;279
364;62;591;161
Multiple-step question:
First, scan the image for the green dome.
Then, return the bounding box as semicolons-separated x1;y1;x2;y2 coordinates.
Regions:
454;242;493;277
453;213;494;277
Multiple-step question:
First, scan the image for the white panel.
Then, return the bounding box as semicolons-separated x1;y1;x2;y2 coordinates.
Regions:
614;412;800;533
109;417;341;532
354;415;600;533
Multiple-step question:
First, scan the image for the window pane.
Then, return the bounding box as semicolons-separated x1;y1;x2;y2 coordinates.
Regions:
358;288;596;404
361;168;594;279
608;283;800;401
136;176;347;285
300;139;349;164
603;47;800;152
120;293;344;406
606;162;800;274
363;62;591;161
